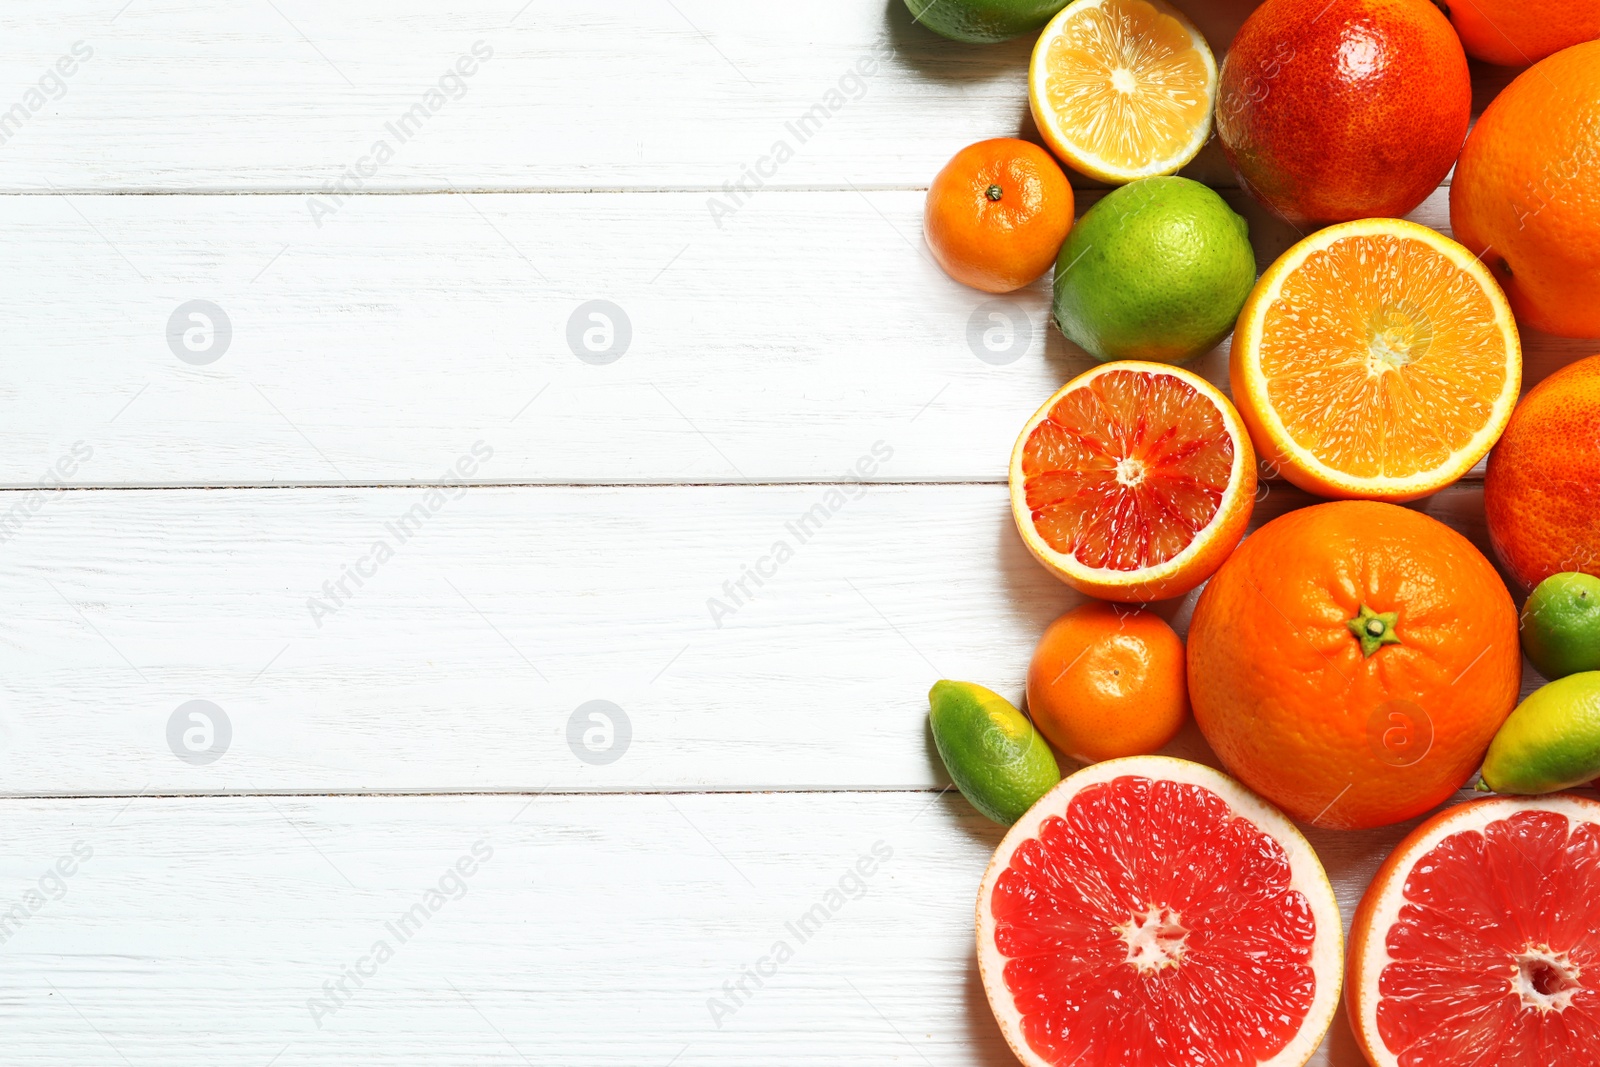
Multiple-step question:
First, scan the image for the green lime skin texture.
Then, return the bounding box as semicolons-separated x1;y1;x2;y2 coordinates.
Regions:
1521;572;1600;680
1481;672;1600;795
903;0;1070;43
928;680;1061;824
1052;176;1257;364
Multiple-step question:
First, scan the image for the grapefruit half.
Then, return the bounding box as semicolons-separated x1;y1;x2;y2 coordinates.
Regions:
977;756;1343;1067
1349;794;1600;1066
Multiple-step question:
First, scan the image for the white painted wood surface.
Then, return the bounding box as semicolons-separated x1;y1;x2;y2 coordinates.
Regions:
0;791;1446;1066
0;188;1588;488
3;3;1586;1066
0;0;1520;192
0;481;1551;797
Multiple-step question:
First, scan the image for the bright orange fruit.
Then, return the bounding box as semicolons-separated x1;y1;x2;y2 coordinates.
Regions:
1025;601;1188;764
1450;40;1600;339
1446;0;1600;66
1230;218;1521;501
1009;362;1256;603
1187;501;1522;830
1485;353;1600;590
924;138;1074;294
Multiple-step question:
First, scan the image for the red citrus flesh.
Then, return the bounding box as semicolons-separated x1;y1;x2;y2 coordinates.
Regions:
1020;369;1234;571
1369;807;1600;1063
989;774;1317;1064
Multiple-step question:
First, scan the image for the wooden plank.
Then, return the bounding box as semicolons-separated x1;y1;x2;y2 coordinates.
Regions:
0;2;1526;192
0;480;1544;797
0;187;1586;488
0;789;1452;1065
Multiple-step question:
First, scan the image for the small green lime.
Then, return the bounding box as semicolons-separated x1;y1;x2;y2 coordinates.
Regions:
903;0;1069;44
1521;572;1600;679
1052;176;1257;364
929;680;1060;824
1481;672;1600;795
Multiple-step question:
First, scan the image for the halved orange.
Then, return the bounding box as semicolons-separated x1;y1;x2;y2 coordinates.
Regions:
1231;218;1522;502
1028;0;1217;184
1008;362;1256;602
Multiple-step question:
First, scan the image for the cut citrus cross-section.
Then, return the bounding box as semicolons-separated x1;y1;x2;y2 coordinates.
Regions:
1349;795;1600;1067
977;756;1344;1067
1231;218;1521;501
1028;0;1217;184
1009;362;1255;602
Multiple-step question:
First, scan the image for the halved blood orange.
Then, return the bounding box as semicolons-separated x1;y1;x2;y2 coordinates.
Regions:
1231;218;1521;502
1008;362;1256;602
977;756;1344;1067
1349;794;1600;1067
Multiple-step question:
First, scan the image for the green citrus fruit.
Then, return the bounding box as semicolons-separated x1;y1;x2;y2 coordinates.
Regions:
1481;672;1600;794
1052;176;1256;364
903;0;1070;44
1521;572;1600;679
928;680;1060;824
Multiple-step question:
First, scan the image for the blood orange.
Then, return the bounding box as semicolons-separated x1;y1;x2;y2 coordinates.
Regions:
977;757;1343;1067
1348;794;1600;1066
1008;363;1256;602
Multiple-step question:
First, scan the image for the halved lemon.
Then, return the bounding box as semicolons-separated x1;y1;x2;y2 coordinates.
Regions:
1027;0;1217;184
1008;361;1256;602
1230;218;1522;502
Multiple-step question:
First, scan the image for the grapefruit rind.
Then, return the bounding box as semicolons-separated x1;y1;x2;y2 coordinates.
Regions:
977;756;1344;1067
1347;793;1600;1067
1231;218;1521;502
1027;0;1218;184
1008;361;1256;602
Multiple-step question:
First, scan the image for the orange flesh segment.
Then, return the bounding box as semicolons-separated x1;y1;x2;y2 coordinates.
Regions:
1040;1;1212;172
1021;369;1233;571
1376;809;1600;1064
1258;233;1510;479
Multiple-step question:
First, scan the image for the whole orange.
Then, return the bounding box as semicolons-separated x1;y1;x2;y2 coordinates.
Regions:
924;138;1074;294
1445;0;1600;66
1025;601;1188;764
1188;501;1521;830
1485;354;1600;589
1450;41;1600;338
1215;0;1470;226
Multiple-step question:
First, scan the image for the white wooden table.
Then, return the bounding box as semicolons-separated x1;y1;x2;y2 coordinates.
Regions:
0;3;1581;1064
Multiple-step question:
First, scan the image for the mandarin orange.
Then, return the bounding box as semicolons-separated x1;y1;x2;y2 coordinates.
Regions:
924;138;1074;294
1025;601;1188;764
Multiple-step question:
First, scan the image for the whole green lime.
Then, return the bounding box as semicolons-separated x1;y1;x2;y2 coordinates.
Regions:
929;680;1060;824
903;0;1069;43
1052;176;1257;364
1481;672;1600;794
1521;572;1600;679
